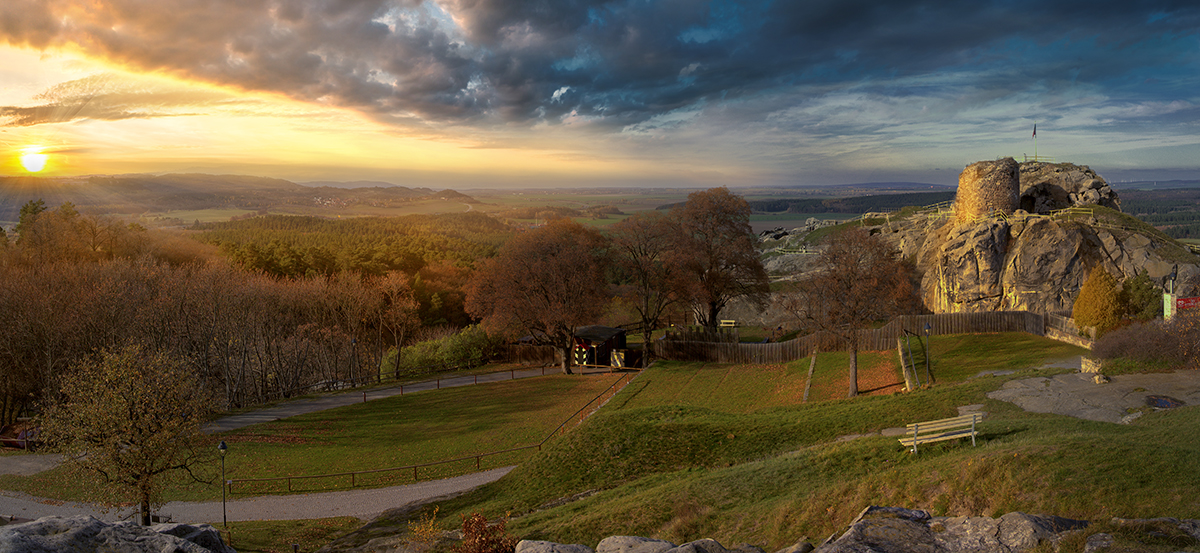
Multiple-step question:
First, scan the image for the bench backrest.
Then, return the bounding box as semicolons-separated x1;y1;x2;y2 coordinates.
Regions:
905;413;981;434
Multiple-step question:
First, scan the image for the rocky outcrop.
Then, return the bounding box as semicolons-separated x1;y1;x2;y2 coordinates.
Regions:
517;508;1200;553
879;159;1199;314
0;515;234;553
906;211;1198;313
1019;162;1120;213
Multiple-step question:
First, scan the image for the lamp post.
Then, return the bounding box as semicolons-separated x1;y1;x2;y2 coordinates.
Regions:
923;323;934;384
217;440;228;528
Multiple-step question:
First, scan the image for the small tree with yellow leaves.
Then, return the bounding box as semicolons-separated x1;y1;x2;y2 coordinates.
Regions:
1073;266;1123;337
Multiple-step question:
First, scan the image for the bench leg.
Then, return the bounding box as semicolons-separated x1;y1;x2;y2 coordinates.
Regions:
911;424;919;454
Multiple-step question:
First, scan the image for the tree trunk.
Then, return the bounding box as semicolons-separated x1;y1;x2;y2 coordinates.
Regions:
140;496;151;526
558;347;573;375
847;341;859;398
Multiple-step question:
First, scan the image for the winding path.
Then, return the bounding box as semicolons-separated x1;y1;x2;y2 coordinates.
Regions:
0;366;585;524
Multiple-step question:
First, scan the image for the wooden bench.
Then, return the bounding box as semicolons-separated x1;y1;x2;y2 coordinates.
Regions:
719;320;737;328
898;413;982;454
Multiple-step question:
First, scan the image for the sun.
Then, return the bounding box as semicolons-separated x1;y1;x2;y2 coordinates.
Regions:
19;146;49;173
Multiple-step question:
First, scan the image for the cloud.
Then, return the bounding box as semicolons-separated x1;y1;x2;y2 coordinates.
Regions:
0;0;1197;142
0;73;248;126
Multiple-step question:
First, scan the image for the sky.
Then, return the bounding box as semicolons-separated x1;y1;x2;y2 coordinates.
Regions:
1;1;1199;188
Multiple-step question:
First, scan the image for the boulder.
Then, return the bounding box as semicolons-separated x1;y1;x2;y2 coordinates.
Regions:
518;540;597;553
1018;162;1120;213
813;506;1088;553
0;515;234;553
596;536;677;553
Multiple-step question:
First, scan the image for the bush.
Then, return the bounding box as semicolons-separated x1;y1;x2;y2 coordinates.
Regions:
1118;269;1163;321
1073;266;1122;336
388;325;501;377
455;513;518;553
1092;320;1185;368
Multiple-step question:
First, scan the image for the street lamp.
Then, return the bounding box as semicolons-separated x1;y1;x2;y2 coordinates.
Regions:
217;440;228;528
923;323;934;385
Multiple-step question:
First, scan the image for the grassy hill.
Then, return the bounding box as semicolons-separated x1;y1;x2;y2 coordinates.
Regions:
324;334;1200;552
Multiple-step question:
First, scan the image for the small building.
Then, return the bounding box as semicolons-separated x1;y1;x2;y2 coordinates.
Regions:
573;325;627;367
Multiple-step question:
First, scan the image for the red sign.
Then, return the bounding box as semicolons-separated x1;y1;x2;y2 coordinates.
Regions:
1177;296;1200;310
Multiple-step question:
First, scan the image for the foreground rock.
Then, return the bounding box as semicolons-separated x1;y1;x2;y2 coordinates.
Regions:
516;506;1200;553
0;515;234;553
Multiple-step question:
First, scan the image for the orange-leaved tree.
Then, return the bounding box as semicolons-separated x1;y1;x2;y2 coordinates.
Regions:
672;187;769;329
1073;266;1123;337
784;227;919;398
464;219;610;374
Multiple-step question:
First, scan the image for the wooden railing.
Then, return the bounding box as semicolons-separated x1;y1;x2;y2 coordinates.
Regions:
654;311;1065;364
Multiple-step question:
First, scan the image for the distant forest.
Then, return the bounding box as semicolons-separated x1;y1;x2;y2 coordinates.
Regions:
657;191;957;214
1120;188;1200;239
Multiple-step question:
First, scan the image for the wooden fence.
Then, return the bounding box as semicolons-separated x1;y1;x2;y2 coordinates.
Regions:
653;311;1051;364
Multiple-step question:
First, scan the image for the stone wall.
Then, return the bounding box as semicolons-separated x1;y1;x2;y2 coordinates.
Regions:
954;157;1020;225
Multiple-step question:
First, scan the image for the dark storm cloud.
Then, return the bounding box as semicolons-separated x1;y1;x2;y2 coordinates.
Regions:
1;0;1197;129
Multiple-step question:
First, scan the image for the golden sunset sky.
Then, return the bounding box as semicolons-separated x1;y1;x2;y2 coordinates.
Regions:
2;1;1199;187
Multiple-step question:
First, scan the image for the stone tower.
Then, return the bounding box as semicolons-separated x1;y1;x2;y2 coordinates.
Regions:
955;157;1019;225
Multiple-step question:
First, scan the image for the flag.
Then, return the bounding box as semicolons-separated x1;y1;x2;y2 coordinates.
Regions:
1032;124;1036;138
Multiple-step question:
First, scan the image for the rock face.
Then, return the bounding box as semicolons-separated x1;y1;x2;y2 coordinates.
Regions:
1019;162;1120;213
881;160;1199;314
0;515;235;553
955;158;1020;225
907;212;1198;313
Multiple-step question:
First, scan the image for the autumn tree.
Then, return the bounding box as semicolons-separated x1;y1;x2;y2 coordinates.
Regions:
39;344;213;525
784;228;919;397
464;219;610;373
673;188;769;328
609;211;684;349
1073;266;1123;336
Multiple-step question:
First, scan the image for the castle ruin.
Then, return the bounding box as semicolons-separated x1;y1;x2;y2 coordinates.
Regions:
954;157;1020;225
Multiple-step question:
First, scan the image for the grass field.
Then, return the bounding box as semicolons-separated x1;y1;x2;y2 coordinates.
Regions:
9;332;1197;552
0;373;626;502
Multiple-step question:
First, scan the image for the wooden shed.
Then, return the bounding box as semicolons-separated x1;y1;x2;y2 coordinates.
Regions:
573;325;628;367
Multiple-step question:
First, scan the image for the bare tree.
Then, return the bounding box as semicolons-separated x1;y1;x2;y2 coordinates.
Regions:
784;228;919;397
673;188;769;329
464;219;610;373
610;211;684;352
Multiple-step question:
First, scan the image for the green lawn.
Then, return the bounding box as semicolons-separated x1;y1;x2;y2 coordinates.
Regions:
0;373;626;502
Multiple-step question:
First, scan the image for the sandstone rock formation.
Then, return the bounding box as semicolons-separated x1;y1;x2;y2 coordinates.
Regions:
880;160;1199;314
955;158;1020;225
902;212;1199;313
1019;161;1120;213
0;515;234;553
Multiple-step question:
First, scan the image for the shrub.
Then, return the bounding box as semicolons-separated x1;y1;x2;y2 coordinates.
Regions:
1092;320;1184;368
389;325;500;377
1073;266;1122;336
1118;269;1163;321
455;513;518;553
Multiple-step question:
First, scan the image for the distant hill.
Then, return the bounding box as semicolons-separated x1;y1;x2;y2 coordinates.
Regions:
299;180;402;189
0;174;473;223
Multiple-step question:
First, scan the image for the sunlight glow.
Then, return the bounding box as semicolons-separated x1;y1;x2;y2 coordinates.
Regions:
19;147;49;173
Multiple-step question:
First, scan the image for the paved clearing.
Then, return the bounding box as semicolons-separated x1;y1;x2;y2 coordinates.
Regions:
987;369;1200;423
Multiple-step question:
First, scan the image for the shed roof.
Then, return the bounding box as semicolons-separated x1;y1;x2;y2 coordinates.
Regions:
574;325;625;343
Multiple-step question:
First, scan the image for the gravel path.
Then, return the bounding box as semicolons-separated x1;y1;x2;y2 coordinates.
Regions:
204;367;559;433
0;467;514;524
0;366;616;524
